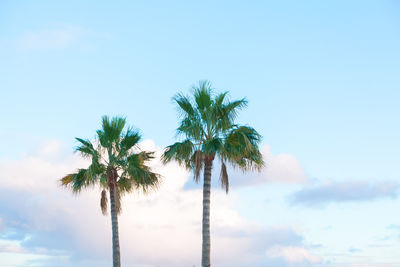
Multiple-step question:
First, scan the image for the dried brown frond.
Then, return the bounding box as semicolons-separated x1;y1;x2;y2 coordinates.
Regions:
60;174;74;186
100;189;108;215
220;161;229;194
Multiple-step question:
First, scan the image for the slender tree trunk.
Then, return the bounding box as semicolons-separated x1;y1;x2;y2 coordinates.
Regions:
109;185;121;267
201;159;213;267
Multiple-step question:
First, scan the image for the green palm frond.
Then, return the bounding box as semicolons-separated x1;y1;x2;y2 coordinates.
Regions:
173;93;196;118
202;137;223;155
162;140;194;167
193;81;213;111
97;116;126;149
223;126;264;171
117;176;134;193
123;151;161;193
214;98;248;132
118;128;141;157
225;126;260;147
61;168;95;193
75;138;97;158
214;91;228;106
177;117;204;140
132;170;160;193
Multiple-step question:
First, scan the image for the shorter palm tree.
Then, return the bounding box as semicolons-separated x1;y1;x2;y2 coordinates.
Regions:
61;116;160;267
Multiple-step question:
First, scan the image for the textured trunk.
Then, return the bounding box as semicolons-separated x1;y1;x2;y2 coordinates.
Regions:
201;159;213;267
109;185;121;267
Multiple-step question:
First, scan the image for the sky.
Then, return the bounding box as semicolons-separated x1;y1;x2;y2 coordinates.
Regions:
0;0;400;266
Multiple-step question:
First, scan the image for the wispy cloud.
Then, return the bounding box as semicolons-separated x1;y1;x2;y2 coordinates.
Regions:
289;180;399;207
386;224;400;231
16;26;85;50
348;247;362;253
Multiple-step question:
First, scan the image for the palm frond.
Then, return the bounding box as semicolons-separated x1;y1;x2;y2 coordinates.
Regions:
138;150;156;161
118;176;134;192
124;151;161;193
177;116;204;140
119;128;141;155
225;126;261;150
60;173;74;186
75;138;97;158
193;81;213;120
130;169;160;193
161;140;194;166
59;168;94;193
98;116;126;149
203;137;223;155
214;98;248;132
224;126;264;171
173;93;196;118
223;98;248;119
214;91;228;106
99;174;108;188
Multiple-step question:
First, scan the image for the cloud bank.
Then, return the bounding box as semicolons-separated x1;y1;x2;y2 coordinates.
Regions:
289;180;399;207
0;140;319;267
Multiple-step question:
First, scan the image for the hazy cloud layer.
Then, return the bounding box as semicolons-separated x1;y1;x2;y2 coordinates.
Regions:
289;180;399;207
0;140;319;267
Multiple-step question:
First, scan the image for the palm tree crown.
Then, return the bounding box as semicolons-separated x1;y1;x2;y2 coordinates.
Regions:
162;81;263;192
61;116;160;207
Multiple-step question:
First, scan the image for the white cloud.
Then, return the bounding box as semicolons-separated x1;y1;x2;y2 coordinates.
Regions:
0;140;316;267
225;144;308;187
262;145;308;184
267;245;322;264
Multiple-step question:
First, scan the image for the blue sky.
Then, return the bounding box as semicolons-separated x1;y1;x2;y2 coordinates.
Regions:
1;1;400;266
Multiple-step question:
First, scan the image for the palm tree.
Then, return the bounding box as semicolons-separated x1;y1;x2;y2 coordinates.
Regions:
162;81;264;267
61;116;160;267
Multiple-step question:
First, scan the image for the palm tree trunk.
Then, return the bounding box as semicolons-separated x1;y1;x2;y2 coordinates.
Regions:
201;159;213;267
109;186;121;267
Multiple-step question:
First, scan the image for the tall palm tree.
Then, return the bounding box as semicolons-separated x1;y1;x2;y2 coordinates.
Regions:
61;116;160;267
162;81;264;267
